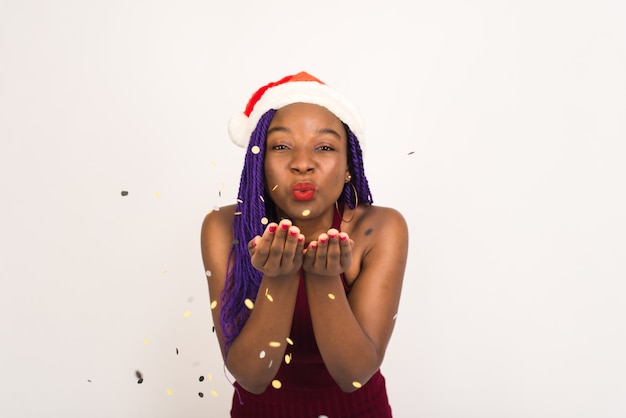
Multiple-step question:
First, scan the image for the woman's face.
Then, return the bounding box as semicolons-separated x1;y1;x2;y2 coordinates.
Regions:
264;103;349;221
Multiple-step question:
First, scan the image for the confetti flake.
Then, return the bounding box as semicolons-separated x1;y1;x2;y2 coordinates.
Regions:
268;359;273;368
143;339;150;345
271;379;282;389
183;310;191;318
328;293;336;300
286;337;294;345
251;145;261;154
234;211;242;216
236;198;243;203
319;415;330;418
199;376;205;382
198;392;204;398
208;373;213;381
261;217;269;225
210;300;217;309
266;293;274;302
302;209;311;217
161;269;168;275
211;390;218;397
166;389;173;395
121;190;129;196
269;341;281;348
271;184;278;191
259;195;265;202
393;313;398;320
210;161;216;166
244;298;254;310
259;350;266;359
352;381;362;389
284;354;291;364
155;192;160;199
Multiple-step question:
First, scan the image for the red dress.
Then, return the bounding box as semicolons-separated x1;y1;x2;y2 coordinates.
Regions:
230;207;393;417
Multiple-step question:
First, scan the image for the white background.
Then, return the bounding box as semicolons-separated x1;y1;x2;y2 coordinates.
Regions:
1;1;625;417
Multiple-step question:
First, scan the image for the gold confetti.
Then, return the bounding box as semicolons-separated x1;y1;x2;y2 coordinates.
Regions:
208;373;213;381
166;389;174;395
302;209;311;216
183;310;191;318
268;359;273;368
266;293;274;302
284;354;291;364
352;381;362;389
271;379;282;389
251;145;261;154
155;192;161;199
234;211;242;215
271;184;278;191
161;269;167;275
210;300;217;309
259;195;265;202
210;161;217;167
259;351;266;358
210;390;218;397
328;293;336;300
143;339;150;345
269;341;281;348
236;198;243;203
261;217;269;225
244;298;254;310
205;270;212;277
286;337;294;345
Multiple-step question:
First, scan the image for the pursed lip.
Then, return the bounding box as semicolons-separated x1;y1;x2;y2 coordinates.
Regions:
291;182;317;201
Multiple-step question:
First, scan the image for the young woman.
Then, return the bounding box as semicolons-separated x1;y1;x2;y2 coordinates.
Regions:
201;72;408;417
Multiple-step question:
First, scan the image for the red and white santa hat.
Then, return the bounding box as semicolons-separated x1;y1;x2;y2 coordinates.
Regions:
228;71;365;150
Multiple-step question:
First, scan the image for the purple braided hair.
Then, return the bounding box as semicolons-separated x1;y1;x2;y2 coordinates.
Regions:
219;110;373;349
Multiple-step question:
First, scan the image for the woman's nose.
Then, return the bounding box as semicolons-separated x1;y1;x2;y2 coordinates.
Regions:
290;149;314;174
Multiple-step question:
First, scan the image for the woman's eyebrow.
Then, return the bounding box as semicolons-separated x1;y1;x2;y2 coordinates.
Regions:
267;126;290;136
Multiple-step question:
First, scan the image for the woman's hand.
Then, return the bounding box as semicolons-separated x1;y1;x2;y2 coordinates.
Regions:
248;220;305;278
303;228;353;278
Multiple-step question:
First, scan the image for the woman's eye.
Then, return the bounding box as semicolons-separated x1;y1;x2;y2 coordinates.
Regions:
317;145;334;151
271;144;288;150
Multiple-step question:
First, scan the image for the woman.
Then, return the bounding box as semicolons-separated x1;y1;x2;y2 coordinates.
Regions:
201;72;408;417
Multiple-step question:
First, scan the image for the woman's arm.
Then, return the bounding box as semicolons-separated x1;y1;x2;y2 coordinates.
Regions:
303;206;408;392
201;209;305;394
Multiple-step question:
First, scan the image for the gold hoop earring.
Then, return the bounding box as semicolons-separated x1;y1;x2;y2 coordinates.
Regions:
335;182;358;223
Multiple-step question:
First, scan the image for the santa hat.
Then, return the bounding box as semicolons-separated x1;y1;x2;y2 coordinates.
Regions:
228;71;365;150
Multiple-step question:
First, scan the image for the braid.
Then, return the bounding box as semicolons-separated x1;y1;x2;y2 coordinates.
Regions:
341;124;373;207
220;109;276;349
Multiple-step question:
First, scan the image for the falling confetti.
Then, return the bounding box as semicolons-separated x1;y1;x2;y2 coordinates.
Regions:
271;184;278;191
408;151;415;155
261;217;269;225
155;192;161;199
286;337;294;345
234;211;242;215
166;389;173;395
198;392;204;398
135;370;143;384
259;195;265;202
176;348;179;355
244;299;254;310
210;300;217;309
208;373;213;381
302;209;311;217
266;293;274;302
271;379;282;389
284;354;291;364
328;293;336;300
393;313;398;320
251;145;261;154
121;191;129;196
352;381;362;389
199;376;205;382
183;310;191;318
259;351;266;359
268;360;273;368
269;341;281;348
236;198;243;203
143;339;150;345
211;390;218;397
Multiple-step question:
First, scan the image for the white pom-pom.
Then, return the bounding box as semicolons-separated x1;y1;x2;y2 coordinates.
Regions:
228;112;250;148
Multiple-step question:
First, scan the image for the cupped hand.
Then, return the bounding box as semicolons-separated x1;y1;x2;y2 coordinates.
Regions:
248;220;305;278
303;228;353;278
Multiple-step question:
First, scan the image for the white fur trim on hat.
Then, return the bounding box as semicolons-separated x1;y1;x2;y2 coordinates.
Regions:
228;80;366;151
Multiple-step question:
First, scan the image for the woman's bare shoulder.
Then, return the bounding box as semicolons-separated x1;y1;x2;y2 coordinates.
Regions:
351;205;407;237
202;204;237;234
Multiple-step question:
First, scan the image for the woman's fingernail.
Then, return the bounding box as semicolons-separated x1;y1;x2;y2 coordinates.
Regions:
269;225;277;233
281;223;289;231
298;235;305;243
340;235;348;242
320;238;327;244
290;230;298;237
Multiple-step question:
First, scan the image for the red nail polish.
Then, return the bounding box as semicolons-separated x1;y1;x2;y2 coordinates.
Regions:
329;234;337;240
269;225;277;233
320;238;327;244
281;223;289;231
298;236;304;242
310;243;317;250
340;235;348;242
290;230;297;237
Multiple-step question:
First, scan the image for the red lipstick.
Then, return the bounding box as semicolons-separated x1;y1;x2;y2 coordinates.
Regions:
291;182;316;201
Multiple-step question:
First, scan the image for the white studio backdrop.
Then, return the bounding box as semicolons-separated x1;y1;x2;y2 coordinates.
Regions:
1;1;625;417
